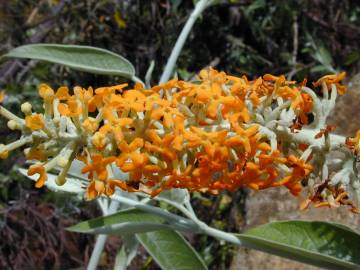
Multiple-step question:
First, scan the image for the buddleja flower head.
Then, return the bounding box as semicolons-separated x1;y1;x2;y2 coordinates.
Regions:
1;68;359;212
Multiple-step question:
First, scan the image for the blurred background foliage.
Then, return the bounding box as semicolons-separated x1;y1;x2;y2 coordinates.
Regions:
0;0;359;269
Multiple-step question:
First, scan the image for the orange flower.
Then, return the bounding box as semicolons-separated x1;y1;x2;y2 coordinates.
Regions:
28;165;47;188
238;162;265;190
164;165;193;189
313;72;346;95
25;147;47;161
2;69;355;208
58;96;82;117
192;145;229;189
225;119;258;153
145;130;178;161
55;86;71;100
97;117;133;146
170;115;185;151
273;155;313;195
86;180;105;200
258;150;286;168
346;130;360;153
87;84;128;112
198;68;227;84
95;84;128;95
151;79;178;92
184;127;228;148
82;117;99;134
110;90;146;112
74;86;93;101
106;179;138;196
38;84;55;102
92;131;107;150
81;154;117;181
25;114;45;130
150;104;182;128
116;138;146;172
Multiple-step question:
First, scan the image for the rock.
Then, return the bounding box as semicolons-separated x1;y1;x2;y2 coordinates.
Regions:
328;72;360;136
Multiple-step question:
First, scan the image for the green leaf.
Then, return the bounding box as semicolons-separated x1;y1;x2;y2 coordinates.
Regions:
310;65;331;73
345;51;360;66
3;44;135;78
67;208;177;235
314;46;333;66
137;230;208;270
114;235;139;270
236;220;360;270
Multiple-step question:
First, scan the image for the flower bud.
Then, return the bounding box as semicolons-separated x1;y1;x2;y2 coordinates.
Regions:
7;120;19;130
21;102;32;115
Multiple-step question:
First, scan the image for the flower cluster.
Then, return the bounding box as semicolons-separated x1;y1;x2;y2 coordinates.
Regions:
0;68;359;212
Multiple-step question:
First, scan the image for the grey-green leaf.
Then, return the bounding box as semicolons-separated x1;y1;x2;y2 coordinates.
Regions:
3;44;135;78
18;168;85;195
236;220;360;270
156;189;188;205
114;246;127;270
137;230;208;270
67;208;172;235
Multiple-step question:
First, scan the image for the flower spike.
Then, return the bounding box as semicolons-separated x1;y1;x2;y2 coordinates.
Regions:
1;69;358;212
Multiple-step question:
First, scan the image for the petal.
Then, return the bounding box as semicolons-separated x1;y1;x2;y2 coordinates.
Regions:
28;165;47;188
25;114;44;130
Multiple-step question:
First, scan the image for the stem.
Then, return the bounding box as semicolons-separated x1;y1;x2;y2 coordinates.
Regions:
131;75;145;86
277;127;346;150
184;200;196;217
87;235;107;270
2;136;32;151
0;106;25;125
110;194;197;229
111;193;242;245
201;225;243;245
159;0;213;84
109;193;244;247
162;195;243;245
145;60;155;88
87;198;119;270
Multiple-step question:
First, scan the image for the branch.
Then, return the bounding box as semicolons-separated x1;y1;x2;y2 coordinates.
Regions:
159;0;213;84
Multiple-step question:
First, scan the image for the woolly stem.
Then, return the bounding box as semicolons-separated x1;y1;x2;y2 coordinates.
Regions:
159;0;213;84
